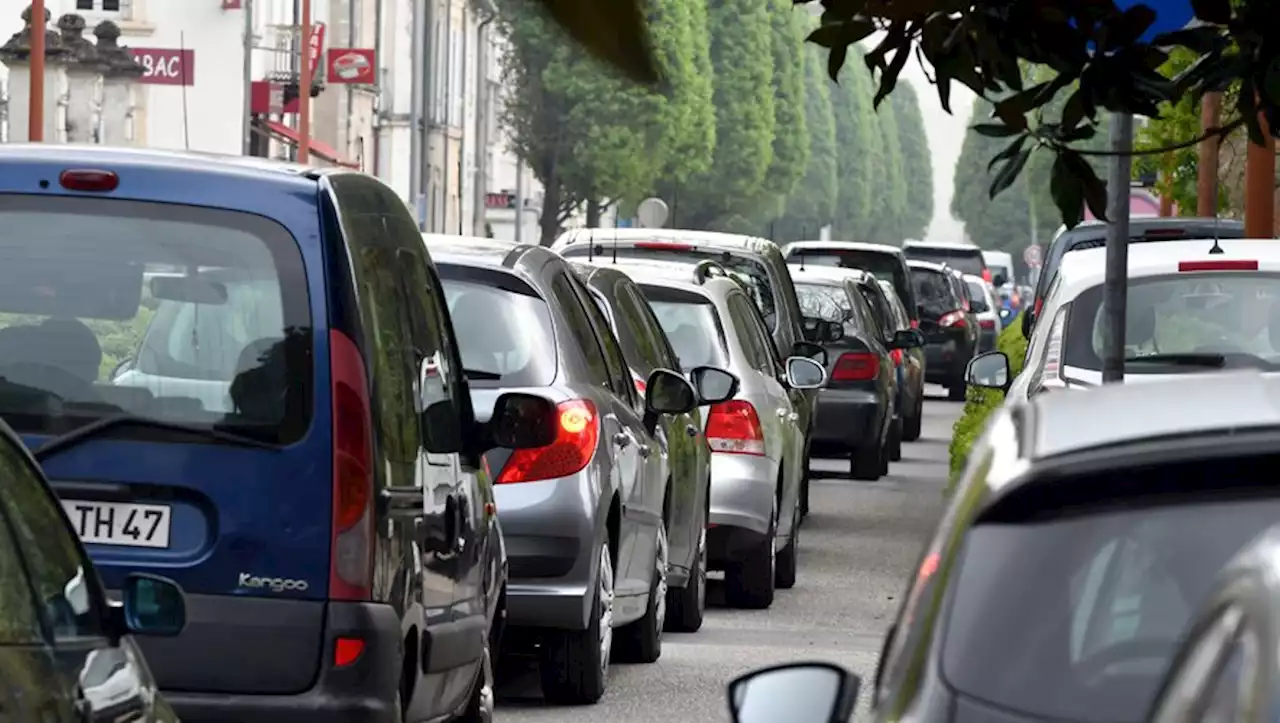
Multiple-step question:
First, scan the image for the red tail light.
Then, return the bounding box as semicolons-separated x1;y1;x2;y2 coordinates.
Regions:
705;400;765;455
979;319;996;330
634;377;647;395
329;330;374;601
982;268;993;282
890;349;903;366
635;241;695;251
832;352;880;381
498;400;598;484
1179;259;1258;272
910;319;919;329
939;311;967;328
333;637;365;668
59;169;119;192
1034;297;1044;316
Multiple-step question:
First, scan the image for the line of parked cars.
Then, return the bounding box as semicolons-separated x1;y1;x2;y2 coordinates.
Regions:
0;146;939;723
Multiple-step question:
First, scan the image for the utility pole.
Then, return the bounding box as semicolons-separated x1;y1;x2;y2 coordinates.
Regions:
29;0;46;142
1197;92;1222;216
1101;113;1133;384
1244;111;1275;237
241;0;255;155
297;0;312;164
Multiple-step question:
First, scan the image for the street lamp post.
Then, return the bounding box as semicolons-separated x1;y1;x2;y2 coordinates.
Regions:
297;0;312;164
29;0;46;142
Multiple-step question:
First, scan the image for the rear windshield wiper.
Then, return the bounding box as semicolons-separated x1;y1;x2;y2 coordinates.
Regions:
33;413;280;461
1124;353;1227;368
463;368;503;380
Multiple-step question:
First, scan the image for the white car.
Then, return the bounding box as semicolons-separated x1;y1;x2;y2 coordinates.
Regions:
961;273;1001;352
967;238;1280;401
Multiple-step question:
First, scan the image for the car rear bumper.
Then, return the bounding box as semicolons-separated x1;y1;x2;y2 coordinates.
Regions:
494;473;600;631
924;339;969;383
813;387;884;449
155;599;402;723
707;452;778;537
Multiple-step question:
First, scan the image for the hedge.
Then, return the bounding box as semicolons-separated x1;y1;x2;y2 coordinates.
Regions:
946;315;1029;492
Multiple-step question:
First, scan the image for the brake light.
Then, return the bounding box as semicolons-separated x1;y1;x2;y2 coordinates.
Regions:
832;352;880;381
890;349;903;366
334;637;365;668
1143;228;1186;238
1179;259;1259;272
979;319;996;330
634;377;646;395
59;169;118;192
705;400;765;455
497;400;599;484
329;330;374;601
910;319;919;329
635;241;695;251
982;268;992;282
1034;297;1044;316
938;310;967;328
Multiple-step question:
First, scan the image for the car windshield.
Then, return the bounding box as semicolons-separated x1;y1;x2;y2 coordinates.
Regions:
0;194;311;445
903;246;986;276
943;496;1280;723
1063;273;1280;373
786;249;911;307
440;276;556;387
639;286;729;371
794;283;848;323
575;247;778;331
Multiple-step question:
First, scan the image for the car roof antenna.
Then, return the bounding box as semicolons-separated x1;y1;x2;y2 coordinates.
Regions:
798;251;806;271
1209;162;1224;254
612;232;618;264
588;233;596;262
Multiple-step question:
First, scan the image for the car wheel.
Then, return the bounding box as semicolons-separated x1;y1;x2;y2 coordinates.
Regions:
775;506;798;590
947;381;967;402
799;465;811;523
459;633;495;722
616;525;667;663
902;395;923;442
851;444;881;481
888;418;903;462
540;542;612;705
724;503;776;609
666;507;706;633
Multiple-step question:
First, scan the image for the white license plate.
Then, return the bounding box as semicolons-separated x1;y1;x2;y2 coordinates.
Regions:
61;500;172;549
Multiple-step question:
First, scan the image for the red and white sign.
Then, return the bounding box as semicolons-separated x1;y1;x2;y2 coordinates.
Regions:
1023;244;1043;268
307;22;327;83
222;0;242;8
130;48;195;86
327;48;375;84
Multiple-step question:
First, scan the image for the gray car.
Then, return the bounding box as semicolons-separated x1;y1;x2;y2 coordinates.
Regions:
422;234;699;705
607;258;827;609
571;262;740;632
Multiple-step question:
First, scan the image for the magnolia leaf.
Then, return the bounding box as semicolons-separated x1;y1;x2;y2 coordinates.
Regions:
989;145;1031;199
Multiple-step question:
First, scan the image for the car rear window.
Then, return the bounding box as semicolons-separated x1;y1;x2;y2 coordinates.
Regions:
794;282;848;323
1062;272;1280;374
0;194;312;445
903;246;986;277
438;271;557;387
943;495;1280;723
910;268;958;318
965;280;991;313
566;246;779;332
785;248;913;314
638;285;729;371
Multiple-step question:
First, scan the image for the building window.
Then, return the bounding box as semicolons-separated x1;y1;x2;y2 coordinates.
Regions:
75;0;132;17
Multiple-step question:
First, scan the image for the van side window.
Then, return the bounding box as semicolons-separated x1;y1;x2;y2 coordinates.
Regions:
0;445;104;642
391;237;466;425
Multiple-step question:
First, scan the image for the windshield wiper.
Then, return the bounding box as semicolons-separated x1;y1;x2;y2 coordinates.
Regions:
463;368;503;380
1123;353;1227;368
33;413;280;461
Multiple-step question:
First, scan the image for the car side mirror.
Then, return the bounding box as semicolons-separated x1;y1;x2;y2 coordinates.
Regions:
792;341;828;367
966;351;1012;393
1021;308;1035;337
993;274;1008;286
644;368;698;432
728;662;861;723
800;316;825;343
118;573;186;637
821;320;844;343
784;356;827;390
689;366;739;405
890;329;924;350
421;399;465;454
490;392;559;449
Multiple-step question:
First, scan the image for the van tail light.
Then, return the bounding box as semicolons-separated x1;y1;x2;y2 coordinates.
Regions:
497;400;598;484
890;349;903;366
1034;297;1044;316
979;319;996;330
705;400;765;455
832;352;880;381
982;268;993;282
329;330;374;601
635;241;695;251
333;637;365;668
1178;260;1258;272
939;311;967;328
59;169;119;192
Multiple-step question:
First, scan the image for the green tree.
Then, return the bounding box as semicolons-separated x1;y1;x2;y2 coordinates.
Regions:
827;52;877;240
775;43;839;242
865;97;908;243
670;0;774;230
890;83;934;240
651;0;716;186
750;1;809;222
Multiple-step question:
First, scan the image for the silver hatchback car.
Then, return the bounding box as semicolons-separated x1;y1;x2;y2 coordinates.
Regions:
610;259;827;609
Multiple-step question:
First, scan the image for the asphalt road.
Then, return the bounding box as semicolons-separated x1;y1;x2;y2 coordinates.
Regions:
494;387;964;723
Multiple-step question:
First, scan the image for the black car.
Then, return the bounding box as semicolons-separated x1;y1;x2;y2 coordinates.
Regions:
571;261;739;632
791;268;921;480
870;373;1280;723
0;414;187;722
1024;217;1246;337
902;241;991;283
853;277;923;462
874;278;927;443
908;260;978;401
781;241;920;327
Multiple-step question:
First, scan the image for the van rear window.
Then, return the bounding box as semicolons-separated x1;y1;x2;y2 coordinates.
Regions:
785;249;912;312
903;246;987;277
0;194;312;445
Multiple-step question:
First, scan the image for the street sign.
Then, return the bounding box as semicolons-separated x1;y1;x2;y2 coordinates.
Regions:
1023;244;1043;268
636;197;669;228
1112;0;1194;42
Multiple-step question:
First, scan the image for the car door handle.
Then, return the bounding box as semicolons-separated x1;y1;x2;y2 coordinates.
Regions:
788;412;799;422
685;424;699;438
775;408;789;419
637;443;651;458
382;486;426;518
613;432;632;448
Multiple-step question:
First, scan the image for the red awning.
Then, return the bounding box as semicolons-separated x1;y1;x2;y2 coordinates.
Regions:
260;119;359;169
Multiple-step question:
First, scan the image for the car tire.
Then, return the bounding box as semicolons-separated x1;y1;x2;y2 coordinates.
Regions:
540;542;612;705
775;507;798;590
724;504;776;610
902;395;923;442
616;525;667;663
851;444;881;481
666;507;707;633
458;634;495;722
888;418;903;462
947;381;967;402
799;466;811;522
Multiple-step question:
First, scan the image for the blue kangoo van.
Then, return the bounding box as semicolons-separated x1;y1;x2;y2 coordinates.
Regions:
0;145;559;723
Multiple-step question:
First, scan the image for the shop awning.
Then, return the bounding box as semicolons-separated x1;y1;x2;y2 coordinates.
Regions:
258;119;359;169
